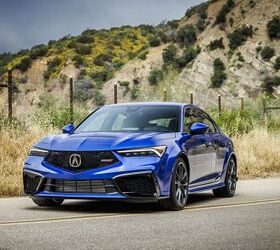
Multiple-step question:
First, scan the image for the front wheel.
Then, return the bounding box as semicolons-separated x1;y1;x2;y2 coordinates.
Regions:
213;158;237;197
32;197;64;207
159;159;189;211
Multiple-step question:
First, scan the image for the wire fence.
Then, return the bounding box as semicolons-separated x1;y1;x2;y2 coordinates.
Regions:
1;69;280;125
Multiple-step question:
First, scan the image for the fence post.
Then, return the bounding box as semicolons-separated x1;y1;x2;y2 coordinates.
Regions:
163;89;167;102
262;96;267;121
240;96;244;111
114;83;118;104
69;77;74;124
218;95;221;117
190;92;193;104
7;69;13;122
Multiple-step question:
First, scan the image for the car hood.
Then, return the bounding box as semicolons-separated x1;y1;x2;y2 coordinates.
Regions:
34;132;176;151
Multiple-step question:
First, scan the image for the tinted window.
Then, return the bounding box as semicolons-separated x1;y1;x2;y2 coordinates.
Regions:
75;105;180;133
184;108;216;133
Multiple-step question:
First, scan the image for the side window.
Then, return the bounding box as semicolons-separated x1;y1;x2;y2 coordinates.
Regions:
184;108;216;134
184;108;202;133
200;114;216;133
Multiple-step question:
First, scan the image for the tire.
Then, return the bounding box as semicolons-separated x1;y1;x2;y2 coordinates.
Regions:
32;197;64;207
213;158;237;197
159;158;189;211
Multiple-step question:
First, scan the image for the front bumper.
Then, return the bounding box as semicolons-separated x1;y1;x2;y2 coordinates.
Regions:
23;155;168;201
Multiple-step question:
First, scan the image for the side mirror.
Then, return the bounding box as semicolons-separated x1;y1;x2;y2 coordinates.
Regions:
62;124;75;134
190;122;209;135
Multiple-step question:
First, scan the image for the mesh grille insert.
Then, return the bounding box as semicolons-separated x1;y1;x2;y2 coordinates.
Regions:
45;151;118;171
114;174;156;197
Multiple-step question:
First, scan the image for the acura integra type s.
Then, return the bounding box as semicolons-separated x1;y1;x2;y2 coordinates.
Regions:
23;102;238;210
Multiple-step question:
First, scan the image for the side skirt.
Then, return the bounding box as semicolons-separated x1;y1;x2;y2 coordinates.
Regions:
189;181;225;194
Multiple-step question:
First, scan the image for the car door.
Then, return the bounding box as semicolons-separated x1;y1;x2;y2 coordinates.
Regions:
183;107;212;185
200;112;227;179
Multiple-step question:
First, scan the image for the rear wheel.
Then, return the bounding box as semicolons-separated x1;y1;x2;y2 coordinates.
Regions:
159;159;189;211
213;158;237;197
32;197;64;207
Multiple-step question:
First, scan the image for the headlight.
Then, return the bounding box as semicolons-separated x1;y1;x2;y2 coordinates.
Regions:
28;147;49;157
116;146;166;158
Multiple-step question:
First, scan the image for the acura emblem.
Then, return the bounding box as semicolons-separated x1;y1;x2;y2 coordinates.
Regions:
69;154;82;168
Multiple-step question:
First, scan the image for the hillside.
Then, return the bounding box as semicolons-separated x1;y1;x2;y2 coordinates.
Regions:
1;0;280;118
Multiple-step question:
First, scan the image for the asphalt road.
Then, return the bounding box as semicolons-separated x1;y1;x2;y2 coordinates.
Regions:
0;177;280;250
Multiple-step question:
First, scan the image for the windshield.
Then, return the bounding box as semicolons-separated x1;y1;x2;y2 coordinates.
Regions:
75;105;180;133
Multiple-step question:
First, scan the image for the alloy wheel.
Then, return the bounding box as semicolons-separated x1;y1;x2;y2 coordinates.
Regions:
175;161;189;206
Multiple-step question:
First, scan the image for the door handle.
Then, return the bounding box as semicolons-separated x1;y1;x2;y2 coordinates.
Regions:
205;141;212;147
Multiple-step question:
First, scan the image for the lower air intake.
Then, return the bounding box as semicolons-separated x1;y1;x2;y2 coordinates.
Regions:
43;179;117;194
114;174;156;197
23;172;43;194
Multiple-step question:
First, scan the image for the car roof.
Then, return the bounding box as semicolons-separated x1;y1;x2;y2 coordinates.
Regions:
104;102;193;108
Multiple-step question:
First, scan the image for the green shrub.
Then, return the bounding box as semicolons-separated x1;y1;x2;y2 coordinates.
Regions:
274;57;280;71
67;40;78;49
119;81;130;87
211;58;226;88
93;54;112;66
15;56;32;72
215;0;235;24
93;90;106;106
267;16;280;39
167;20;179;29
162;45;177;65
72;54;84;68
260;46;275;61
138;50;148;60
149;36;161;47
30;44;48;59
74;80;94;102
228;25;253;50
261;76;280;94
43;56;62;80
211;110;254;136
75;45;92;55
196;18;206;31
256;46;262;53
130;86;140;100
90;69;114;86
148;68;163;85
176;25;197;47
176;46;200;69
76;35;94;44
207;38;224;50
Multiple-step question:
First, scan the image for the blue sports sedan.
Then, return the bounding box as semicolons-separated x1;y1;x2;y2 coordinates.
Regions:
23;102;238;210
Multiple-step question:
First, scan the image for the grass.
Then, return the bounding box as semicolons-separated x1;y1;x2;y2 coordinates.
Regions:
0;127;56;197
234;129;280;178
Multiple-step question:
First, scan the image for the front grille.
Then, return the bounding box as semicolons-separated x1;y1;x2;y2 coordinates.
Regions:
23;172;43;194
45;151;118;171
114;174;156;197
43;179;117;193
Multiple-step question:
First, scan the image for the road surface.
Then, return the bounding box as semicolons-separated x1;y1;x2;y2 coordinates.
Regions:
0;177;280;249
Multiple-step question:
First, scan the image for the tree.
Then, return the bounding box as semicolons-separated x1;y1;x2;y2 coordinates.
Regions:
162;45;177;65
15;56;32;72
274;57;280;71
176;25;197;47
148;69;163;85
267;16;280;39
149;36;161;47
260;46;275;61
211;58;227;88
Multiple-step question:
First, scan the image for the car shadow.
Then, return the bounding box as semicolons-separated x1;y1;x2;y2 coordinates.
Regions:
25;192;222;214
